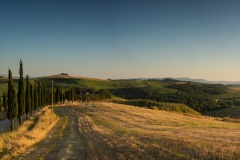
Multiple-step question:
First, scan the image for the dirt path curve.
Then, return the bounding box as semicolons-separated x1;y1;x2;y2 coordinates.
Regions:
15;106;87;160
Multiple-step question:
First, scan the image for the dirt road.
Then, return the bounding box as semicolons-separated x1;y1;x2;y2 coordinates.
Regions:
16;105;88;160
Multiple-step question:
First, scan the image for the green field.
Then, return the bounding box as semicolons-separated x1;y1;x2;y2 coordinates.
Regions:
207;106;240;118
213;86;240;99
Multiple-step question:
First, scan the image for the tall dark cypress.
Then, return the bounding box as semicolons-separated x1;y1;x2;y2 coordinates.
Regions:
63;94;65;103
34;83;38;111
71;88;74;103
25;75;31;119
7;69;18;131
30;83;34;115
3;91;7;112
55;87;59;103
0;98;2;114
17;60;25;125
38;82;41;108
59;88;62;103
49;90;52;105
68;90;70;102
42;84;46;106
46;89;50;105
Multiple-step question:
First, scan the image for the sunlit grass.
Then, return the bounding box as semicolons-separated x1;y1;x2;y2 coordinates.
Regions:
77;102;240;159
0;106;58;160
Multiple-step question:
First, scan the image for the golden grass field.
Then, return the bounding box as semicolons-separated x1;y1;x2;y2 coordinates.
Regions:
1;102;240;160
78;102;240;160
0;106;58;160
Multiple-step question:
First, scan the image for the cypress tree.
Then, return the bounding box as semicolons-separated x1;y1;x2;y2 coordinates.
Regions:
7;69;18;131
60;88;62;103
68;90;70;102
30;83;34;116
38;82;41;108
46;89;49;105
34;83;38;111
0;98;2;114
55;87;60;103
3;91;7;112
25;75;31;120
42;84;46;106
63;94;65;103
71;88;74;103
49;89;52;105
46;89;50;105
17;60;25;125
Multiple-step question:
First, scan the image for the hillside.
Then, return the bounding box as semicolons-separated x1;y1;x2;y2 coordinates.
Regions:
12;102;240;160
1;74;240;117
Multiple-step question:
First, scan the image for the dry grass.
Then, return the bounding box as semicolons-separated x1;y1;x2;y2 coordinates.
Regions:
0;106;58;160
76;102;240;160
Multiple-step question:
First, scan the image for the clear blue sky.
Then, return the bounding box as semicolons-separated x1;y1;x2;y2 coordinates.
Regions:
1;0;240;81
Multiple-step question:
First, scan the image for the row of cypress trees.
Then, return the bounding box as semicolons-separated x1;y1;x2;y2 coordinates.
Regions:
2;60;52;131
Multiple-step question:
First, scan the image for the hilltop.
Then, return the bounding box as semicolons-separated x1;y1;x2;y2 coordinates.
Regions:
40;74;104;81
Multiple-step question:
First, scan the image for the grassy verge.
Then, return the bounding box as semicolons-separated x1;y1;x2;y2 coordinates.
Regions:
0;106;58;160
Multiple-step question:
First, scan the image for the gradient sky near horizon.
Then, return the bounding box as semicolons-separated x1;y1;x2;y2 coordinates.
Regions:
1;0;240;81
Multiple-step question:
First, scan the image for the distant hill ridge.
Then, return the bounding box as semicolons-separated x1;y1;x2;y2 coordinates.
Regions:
40;74;104;81
120;77;240;85
2;73;240;84
174;78;240;85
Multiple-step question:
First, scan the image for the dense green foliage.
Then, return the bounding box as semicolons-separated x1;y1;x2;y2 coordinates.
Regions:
115;99;200;115
90;89;111;101
159;91;217;113
110;88;151;99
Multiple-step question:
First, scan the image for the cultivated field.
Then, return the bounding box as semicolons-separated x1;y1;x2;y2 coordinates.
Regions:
10;102;240;160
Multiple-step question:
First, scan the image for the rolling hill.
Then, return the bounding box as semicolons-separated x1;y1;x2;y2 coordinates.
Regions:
1;74;240;118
